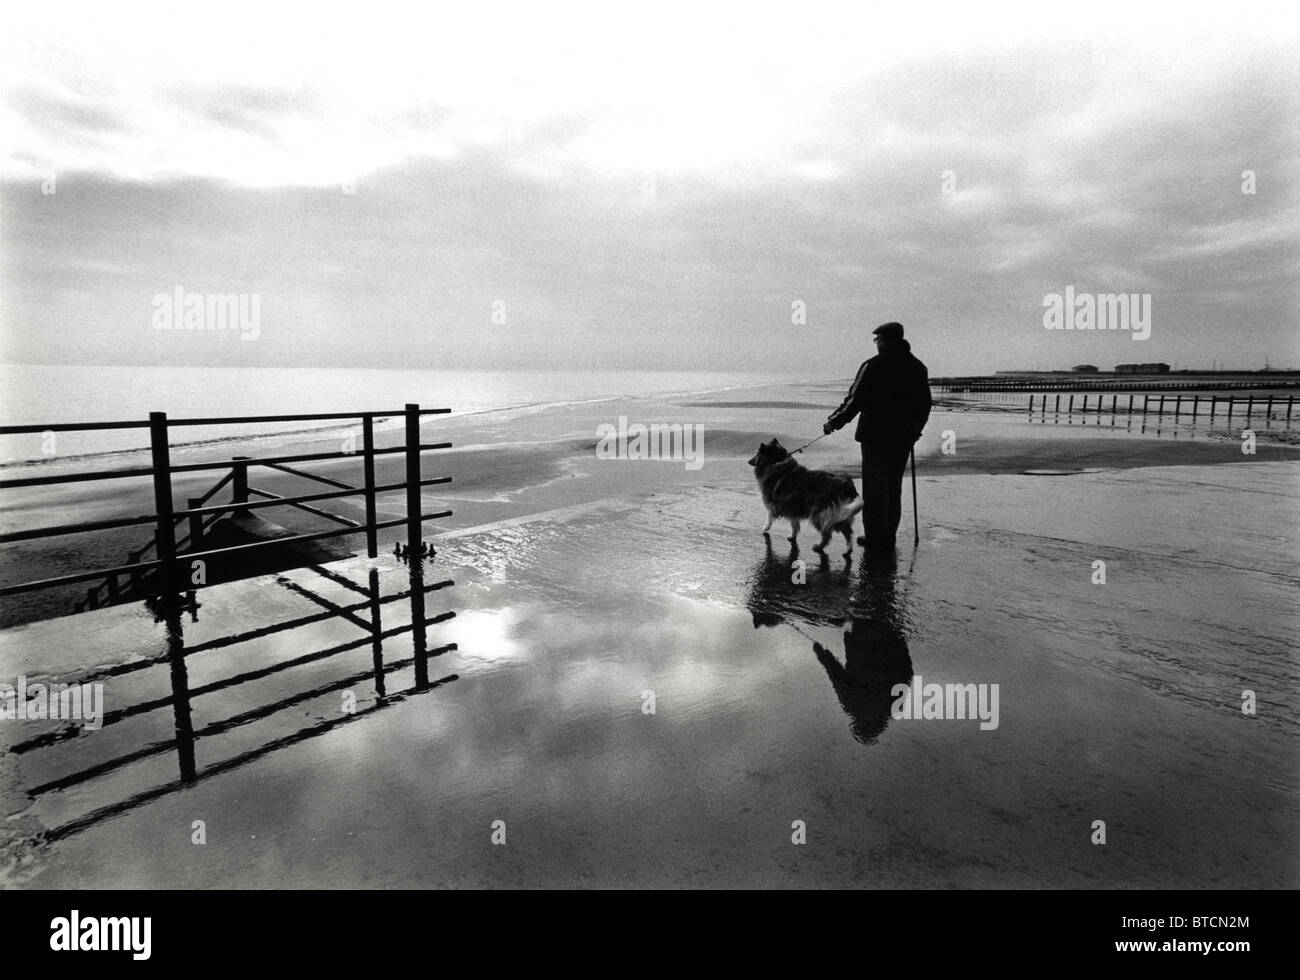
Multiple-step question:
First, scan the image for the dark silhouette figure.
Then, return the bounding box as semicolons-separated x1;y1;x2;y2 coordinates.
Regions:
823;321;931;548
812;553;913;744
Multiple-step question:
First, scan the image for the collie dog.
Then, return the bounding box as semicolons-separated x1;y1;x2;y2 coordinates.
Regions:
747;439;862;555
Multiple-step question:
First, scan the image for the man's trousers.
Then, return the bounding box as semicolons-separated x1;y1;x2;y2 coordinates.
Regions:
860;440;912;547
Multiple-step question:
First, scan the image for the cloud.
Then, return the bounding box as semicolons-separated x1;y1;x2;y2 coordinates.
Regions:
1;4;1297;374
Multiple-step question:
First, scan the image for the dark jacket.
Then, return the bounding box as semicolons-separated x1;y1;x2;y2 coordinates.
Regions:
827;339;932;445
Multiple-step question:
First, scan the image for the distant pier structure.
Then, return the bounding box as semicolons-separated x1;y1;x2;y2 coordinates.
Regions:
1115;362;1170;374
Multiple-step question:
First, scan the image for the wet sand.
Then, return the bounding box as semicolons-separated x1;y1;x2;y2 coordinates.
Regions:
3;380;1297;625
1;380;1297;888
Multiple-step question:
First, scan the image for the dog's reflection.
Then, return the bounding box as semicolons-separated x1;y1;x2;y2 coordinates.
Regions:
747;542;914;745
745;535;852;630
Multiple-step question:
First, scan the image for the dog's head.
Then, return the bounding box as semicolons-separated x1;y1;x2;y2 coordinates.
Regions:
747;439;790;469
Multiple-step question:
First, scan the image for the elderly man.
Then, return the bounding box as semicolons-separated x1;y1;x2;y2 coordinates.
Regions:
822;322;932;549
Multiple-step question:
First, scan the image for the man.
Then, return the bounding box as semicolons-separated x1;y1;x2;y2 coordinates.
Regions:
822;321;931;549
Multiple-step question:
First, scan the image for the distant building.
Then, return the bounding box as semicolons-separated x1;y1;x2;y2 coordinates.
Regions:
1115;362;1170;374
1071;364;1099;373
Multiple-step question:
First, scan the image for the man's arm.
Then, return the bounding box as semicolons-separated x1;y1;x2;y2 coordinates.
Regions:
824;360;869;434
813;642;848;685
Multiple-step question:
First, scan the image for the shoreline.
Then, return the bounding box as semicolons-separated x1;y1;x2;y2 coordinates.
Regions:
2;378;1298;627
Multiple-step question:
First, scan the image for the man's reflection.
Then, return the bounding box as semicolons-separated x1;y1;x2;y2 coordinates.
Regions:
746;540;914;745
814;549;913;743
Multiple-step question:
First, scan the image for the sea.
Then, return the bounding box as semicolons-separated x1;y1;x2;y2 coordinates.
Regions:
0;364;793;471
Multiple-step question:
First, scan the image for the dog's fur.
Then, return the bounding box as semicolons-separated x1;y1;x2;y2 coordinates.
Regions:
748;439;862;555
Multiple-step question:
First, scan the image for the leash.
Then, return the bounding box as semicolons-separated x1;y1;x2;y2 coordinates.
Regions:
791;432;830;455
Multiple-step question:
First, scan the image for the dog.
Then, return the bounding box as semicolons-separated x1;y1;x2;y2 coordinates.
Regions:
747;439;862;555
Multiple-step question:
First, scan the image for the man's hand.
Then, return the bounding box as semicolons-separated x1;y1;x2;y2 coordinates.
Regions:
822;421;835;436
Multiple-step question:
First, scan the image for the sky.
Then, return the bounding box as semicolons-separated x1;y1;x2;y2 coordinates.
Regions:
1;0;1297;377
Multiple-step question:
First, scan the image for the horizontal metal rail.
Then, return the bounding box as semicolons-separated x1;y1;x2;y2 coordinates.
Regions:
0;557;168;596
0;443;450;491
0;477;451;546
261;461;355;491
168;443;451;476
164;408;449;427
91;614;457;731
182;477;449;522
0;512;162;545
0;407;449;436
0;511;451;597
0;466;155;490
177;512;452;565
25;645;458;792
247;487;361;528
36;578;455;692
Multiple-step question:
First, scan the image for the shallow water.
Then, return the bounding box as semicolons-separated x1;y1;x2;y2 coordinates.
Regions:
2;457;1296;888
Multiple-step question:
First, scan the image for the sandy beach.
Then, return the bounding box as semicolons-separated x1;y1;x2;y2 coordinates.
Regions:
4;378;1297;626
2;379;1297;888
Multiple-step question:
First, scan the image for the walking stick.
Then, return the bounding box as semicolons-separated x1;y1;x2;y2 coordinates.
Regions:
910;446;919;547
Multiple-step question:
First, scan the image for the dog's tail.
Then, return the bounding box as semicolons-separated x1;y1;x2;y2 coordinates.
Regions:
813;490;863;533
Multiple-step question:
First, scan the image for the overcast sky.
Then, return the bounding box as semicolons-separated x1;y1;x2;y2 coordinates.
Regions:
1;1;1297;377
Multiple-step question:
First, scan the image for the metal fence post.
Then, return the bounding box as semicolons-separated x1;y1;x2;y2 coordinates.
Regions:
369;567;386;699
187;496;204;552
149;412;179;600
231;456;250;514
363;416;378;559
163;604;197;782
405;403;428;687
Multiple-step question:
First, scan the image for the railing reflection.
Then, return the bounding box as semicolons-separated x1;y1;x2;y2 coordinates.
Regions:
8;562;457;843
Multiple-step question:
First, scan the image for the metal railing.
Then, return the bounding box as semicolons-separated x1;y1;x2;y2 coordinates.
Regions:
1025;391;1296;431
0;403;453;615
